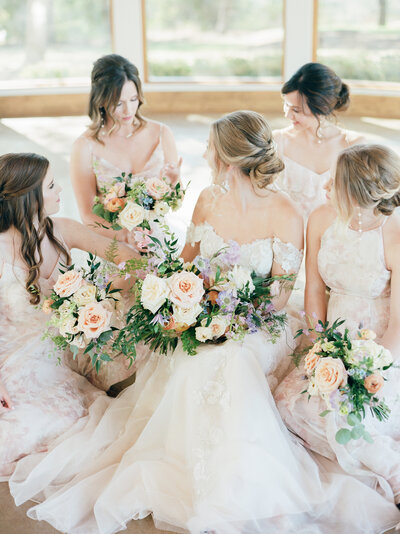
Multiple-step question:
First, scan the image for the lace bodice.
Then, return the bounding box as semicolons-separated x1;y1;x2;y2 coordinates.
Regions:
186;222;303;276
88;127;165;192
318;220;391;337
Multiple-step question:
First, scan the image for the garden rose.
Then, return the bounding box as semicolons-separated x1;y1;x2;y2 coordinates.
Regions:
364;373;384;394
54;270;83;298
168;271;205;309
111;182;126;197
42;298;54;314
141;274;170;314
59;316;79;337
314;357;347;394
77;302;112;339
106;197;126;212
172;302;203;326
146;177;170;200
119;201;145;231
73;284;97;306
350;339;393;370
304;341;322;375
195;326;213;342
154;201;170;218
201;315;230;339
228;265;255;293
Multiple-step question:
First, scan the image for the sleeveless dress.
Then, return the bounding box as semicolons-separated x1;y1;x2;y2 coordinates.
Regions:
0;249;103;480
275;219;400;509
66;125;168;391
8;224;400;534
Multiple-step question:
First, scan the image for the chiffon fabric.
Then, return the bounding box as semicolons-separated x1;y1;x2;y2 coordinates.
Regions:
275;219;400;509
9;223;399;534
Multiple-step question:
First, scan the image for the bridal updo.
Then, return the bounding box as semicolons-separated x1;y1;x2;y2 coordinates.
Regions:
333;144;400;223
210;110;284;190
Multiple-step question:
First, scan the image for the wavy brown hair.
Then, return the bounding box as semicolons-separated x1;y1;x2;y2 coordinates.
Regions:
0;153;71;304
88;54;146;143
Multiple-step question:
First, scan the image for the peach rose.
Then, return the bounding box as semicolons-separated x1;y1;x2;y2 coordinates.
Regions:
163;316;190;333
359;329;377;341
146;177;170;200
364;373;384;394
167;271;205;310
304;342;322;376
314;357;347;394
106;197;126;212
42;298;54;314
54;270;83;298
208;290;219;306
77;302;112;339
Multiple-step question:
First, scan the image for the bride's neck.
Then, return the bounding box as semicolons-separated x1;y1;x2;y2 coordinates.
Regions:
223;169;256;211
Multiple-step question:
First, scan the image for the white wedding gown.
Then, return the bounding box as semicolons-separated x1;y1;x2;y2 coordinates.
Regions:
9;224;400;534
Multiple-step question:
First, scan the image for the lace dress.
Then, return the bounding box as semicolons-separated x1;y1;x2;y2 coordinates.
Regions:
0;256;103;480
275;219;400;508
8;223;399;534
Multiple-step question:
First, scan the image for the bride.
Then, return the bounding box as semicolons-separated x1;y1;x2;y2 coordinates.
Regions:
9;112;399;534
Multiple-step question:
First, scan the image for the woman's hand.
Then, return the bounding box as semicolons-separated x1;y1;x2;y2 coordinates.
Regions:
161;157;183;187
0;381;13;414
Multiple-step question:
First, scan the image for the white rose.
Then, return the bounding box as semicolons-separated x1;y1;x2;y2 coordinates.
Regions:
350;339;393;370
154;201;170;218
72;283;97;306
167;271;205;310
118;201;145;231
227;265;255;293
172;302;203;326
141;274;170;314
195;326;213;342
201;315;230;339
59;316;79;337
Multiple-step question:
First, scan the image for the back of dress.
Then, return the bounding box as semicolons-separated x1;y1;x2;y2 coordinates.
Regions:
318;220;390;337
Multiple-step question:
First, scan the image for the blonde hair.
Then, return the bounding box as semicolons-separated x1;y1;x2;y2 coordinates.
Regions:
210;110;284;190
333;144;400;224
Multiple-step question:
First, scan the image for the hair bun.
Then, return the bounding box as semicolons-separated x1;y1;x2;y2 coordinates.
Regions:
249;143;284;189
334;82;350;111
377;191;400;216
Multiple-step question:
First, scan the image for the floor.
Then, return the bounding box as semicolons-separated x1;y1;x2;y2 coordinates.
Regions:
0;111;399;534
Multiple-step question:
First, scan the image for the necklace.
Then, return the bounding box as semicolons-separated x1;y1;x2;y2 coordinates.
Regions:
353;208;385;234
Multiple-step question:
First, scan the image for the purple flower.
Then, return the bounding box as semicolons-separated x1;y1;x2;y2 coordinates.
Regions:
193;256;211;276
245;314;258;334
221;240;240;266
315;323;324;333
124;273;131;280
150;313;168;326
216;291;239;313
117;261;126;270
302;329;310;336
300;310;306;317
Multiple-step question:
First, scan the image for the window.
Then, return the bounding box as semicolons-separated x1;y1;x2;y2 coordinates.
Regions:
0;0;111;89
317;0;400;83
144;0;284;82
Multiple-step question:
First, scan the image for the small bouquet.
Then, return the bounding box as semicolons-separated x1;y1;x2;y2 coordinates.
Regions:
299;318;393;444
42;254;123;372
114;235;292;358
92;173;185;252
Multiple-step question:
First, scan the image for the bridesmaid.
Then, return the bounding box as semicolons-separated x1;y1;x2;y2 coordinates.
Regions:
274;62;365;220
71;53;181;244
275;144;400;508
0;152;138;478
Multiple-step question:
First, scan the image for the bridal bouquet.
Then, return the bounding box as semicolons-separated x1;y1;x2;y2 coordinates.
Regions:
92;173;185;252
114;235;291;358
299;318;393;444
42;254;124;372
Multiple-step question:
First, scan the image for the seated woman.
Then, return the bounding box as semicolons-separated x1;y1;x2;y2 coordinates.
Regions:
275;144;400;508
0;152;139;479
8;115;399;534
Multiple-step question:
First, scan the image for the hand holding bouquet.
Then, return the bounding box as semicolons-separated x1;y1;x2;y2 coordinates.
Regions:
298;319;393;444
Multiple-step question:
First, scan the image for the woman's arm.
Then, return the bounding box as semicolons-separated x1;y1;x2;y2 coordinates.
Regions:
70;136;129;241
380;243;400;361
160;124;182;186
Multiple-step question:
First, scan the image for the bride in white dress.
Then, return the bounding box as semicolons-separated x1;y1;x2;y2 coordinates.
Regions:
9;113;399;534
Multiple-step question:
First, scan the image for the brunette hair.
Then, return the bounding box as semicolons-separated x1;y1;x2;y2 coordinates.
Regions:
210;110;284;190
88;54;146;142
282;62;350;117
333;144;400;224
0;153;70;304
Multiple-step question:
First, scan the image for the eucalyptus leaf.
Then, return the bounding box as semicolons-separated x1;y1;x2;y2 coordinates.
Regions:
335;428;352;445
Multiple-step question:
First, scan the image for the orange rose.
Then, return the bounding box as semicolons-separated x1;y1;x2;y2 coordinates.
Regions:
106;197;126;212
364;373;384;394
304;342;322;376
77;302;112;339
42;298;54;314
54;270;83;298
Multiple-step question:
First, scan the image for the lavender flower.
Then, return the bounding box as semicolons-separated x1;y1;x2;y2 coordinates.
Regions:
245;314;258;334
315;323;324;333
150;313;168;327
216;291;239;313
193;256;211;276
221;240;240;266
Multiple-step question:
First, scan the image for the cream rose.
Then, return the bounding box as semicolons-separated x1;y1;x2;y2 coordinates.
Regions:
350;339;393;370
307;376;319;396
73;284;97;306
77;302;112;339
304;342;322;376
201;315;230;339
118;201;145;231
314;357;347;394
168;271;205;310
146;177;171;200
228;265;255;293
54;270;83;298
154;201;170;218
59;316;79;337
359;329;377;340
141;274;170;314
172;302;203;326
195;326;213;342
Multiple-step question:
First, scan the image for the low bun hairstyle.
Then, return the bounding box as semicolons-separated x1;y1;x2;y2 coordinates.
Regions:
282;62;350;116
333;144;400;224
210;110;284;190
88;54;146;143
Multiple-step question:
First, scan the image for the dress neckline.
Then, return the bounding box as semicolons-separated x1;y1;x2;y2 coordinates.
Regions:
283;155;330;178
192;221;275;248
